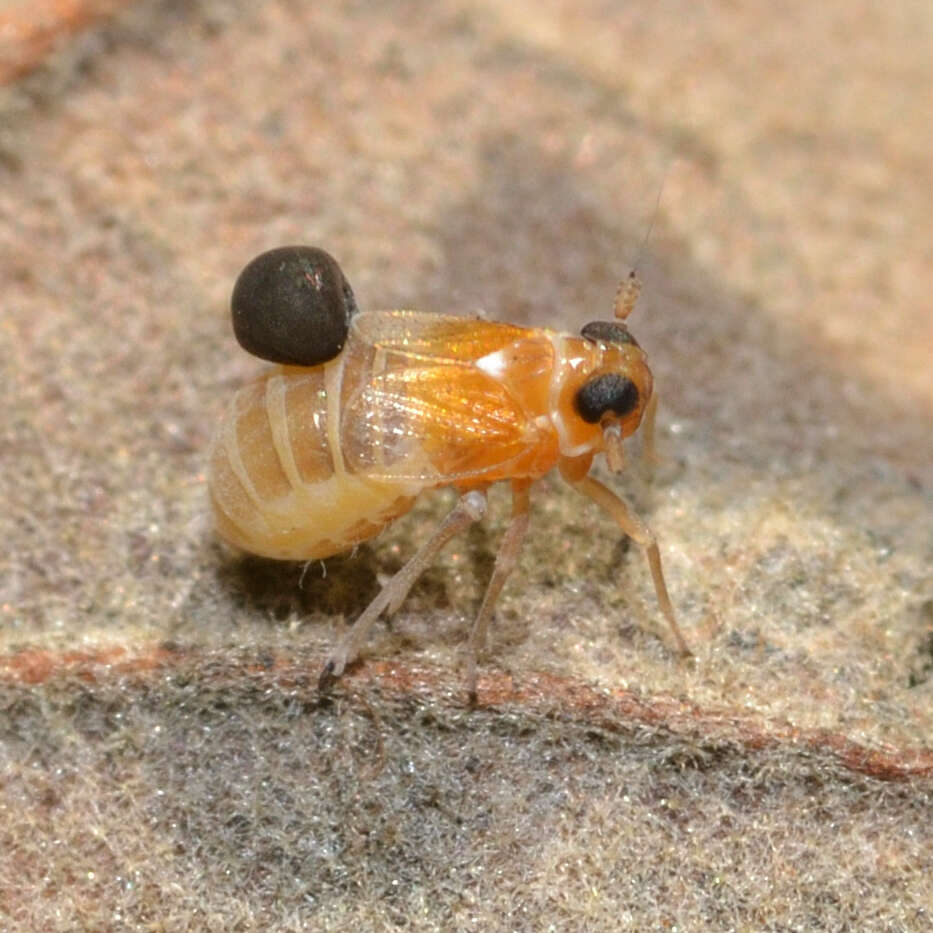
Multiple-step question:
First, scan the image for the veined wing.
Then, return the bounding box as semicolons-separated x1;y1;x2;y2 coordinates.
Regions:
350;309;533;362
339;311;555;482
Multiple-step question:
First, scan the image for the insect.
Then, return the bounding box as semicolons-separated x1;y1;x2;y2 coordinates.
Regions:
209;247;690;699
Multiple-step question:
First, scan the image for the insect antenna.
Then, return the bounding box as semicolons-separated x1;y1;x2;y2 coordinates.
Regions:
613;174;666;321
613;271;642;322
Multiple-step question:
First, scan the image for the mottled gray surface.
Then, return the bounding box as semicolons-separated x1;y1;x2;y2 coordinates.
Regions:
1;1;931;929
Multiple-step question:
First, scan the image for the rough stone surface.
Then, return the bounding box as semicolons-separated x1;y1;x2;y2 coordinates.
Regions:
1;1;930;929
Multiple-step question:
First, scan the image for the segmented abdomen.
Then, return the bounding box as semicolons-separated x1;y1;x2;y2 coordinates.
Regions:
208;361;420;561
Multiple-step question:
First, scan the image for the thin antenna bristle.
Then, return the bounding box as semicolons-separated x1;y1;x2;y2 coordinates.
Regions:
632;179;665;272
613;173;667;320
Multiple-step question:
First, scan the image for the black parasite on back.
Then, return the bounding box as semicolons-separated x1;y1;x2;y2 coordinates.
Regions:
231;245;358;366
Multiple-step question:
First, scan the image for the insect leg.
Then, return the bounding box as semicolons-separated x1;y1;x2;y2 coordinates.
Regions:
563;471;691;656
465;479;533;702
641;389;659;467
318;489;488;691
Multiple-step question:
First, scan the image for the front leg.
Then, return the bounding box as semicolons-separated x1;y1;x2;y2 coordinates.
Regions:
561;466;691;656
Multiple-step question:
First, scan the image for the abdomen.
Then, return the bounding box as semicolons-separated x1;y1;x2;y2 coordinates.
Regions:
208;363;422;561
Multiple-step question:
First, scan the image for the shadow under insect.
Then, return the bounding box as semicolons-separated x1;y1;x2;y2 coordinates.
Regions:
220;550;383;623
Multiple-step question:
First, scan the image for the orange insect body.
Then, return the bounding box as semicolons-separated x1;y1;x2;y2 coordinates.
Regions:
210;283;688;697
209;310;652;560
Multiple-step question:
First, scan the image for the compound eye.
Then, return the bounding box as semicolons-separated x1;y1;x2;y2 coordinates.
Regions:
231;246;358;366
574;373;639;424
580;320;639;348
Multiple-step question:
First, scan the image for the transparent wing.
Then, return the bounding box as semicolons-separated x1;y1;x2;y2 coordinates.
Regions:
351;309;531;361
339;311;553;483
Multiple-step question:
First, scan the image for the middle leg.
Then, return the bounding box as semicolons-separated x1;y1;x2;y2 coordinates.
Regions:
465;479;533;702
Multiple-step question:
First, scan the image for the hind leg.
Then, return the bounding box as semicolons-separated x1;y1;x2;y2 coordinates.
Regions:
319;489;488;691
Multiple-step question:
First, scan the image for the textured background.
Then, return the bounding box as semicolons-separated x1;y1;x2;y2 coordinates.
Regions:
1;1;931;929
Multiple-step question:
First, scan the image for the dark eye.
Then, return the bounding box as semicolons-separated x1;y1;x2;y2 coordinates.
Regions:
231;246;358;366
580;320;639;348
574;373;639;424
